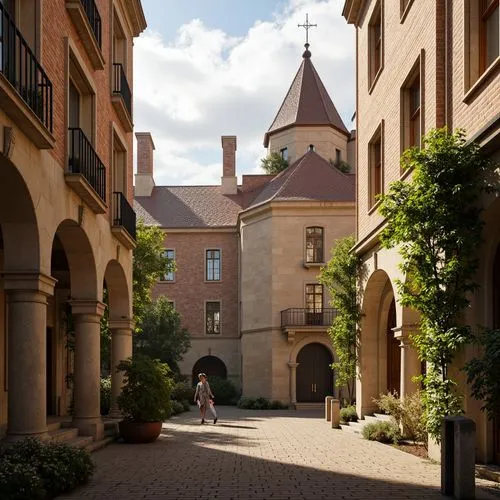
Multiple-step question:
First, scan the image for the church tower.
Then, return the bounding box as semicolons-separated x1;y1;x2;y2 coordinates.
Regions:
264;42;352;168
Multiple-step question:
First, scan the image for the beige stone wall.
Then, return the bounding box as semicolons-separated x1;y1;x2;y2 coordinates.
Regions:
268;126;348;165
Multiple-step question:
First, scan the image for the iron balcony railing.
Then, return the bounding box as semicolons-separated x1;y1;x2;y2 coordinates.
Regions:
0;2;53;131
80;0;101;47
281;308;337;328
113;191;136;240
68;128;106;202
112;63;131;118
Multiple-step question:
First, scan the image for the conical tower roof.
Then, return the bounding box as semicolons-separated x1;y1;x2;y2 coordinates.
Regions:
264;46;349;147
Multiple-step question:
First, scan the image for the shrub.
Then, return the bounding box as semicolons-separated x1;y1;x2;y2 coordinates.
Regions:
171;381;194;402
181;399;191;412
117;354;173;422
207;377;239;405
340;405;358;423
269;400;289;409
362;421;401;444
0;438;94;499
100;376;111;416
373;391;427;444
170;400;185;416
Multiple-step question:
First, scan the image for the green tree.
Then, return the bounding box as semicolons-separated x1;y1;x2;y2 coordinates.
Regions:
133;296;191;374
260;152;289;174
329;158;351;174
378;128;497;440
133;219;175;329
319;235;362;404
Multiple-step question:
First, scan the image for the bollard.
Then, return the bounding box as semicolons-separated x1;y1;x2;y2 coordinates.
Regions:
441;416;476;500
330;399;340;429
325;396;334;421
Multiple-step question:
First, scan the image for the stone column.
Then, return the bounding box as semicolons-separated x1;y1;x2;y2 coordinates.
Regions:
4;272;56;440
394;326;421;400
108;319;134;418
288;362;299;407
70;300;105;440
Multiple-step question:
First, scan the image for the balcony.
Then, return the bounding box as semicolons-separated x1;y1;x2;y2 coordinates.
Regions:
65;128;106;214
112;191;136;249
66;0;104;69
281;308;336;343
0;3;54;148
111;63;133;131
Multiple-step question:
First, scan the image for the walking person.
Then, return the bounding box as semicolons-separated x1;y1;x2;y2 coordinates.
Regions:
194;373;218;424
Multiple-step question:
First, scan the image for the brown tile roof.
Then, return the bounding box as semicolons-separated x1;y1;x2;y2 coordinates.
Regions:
247;150;355;208
134;186;244;228
264;50;349;146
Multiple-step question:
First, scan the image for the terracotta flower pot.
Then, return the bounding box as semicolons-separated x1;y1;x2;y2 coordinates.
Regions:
119;421;163;443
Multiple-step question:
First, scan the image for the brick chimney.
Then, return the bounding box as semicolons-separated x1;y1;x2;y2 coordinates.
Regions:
221;135;237;195
135;132;155;197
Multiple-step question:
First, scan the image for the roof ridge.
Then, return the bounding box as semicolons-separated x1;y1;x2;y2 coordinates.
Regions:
270;152;310;201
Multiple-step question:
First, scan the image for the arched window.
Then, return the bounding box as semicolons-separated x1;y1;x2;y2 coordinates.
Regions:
306;227;324;263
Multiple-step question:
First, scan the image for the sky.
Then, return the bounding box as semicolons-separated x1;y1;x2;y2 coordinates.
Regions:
133;0;355;186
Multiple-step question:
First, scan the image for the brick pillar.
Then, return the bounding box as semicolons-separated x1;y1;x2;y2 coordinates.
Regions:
135;132;155;196
221;135;237;195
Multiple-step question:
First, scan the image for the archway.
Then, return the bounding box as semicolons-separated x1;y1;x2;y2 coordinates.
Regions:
296;343;333;402
192;356;227;386
493;244;500;464
358;270;397;416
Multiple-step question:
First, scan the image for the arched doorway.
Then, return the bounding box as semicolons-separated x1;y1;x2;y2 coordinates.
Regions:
386;299;401;394
493;245;500;464
296;343;333;402
192;356;227;385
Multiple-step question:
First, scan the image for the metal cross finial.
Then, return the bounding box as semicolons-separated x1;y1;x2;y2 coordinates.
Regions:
298;13;317;46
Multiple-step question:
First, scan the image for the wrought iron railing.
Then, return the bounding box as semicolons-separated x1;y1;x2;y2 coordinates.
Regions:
113;191;136;240
80;0;101;47
0;2;53;131
281;308;337;327
112;63;131;118
68;128;106;202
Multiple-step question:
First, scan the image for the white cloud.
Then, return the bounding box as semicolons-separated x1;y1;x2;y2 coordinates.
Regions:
133;0;355;186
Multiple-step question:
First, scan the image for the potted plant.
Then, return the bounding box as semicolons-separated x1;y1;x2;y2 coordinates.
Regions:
116;354;172;443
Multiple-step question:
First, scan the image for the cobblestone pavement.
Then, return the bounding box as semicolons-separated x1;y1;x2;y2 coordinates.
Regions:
60;407;500;500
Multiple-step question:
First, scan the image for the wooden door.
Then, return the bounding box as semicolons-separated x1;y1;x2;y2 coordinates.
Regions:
297;343;333;402
386;299;401;395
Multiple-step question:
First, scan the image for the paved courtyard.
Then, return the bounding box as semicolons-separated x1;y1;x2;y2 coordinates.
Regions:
61;407;500;500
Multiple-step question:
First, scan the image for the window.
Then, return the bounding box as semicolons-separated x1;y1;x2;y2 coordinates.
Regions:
162;249;175;281
280;147;288;161
206;249;221;281
206;302;220;334
402;63;422;150
305;284;323;325
480;0;499;73
465;0;500;91
306;227;324;263
335;148;341;166
369;1;383;88
369;124;383;209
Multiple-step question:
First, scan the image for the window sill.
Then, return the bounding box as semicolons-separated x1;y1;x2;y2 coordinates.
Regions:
368;199;382;216
158;280;175;284
204;279;222;284
400;0;415;24
368;67;383;95
463;57;500;105
400;166;414;181
303;262;326;268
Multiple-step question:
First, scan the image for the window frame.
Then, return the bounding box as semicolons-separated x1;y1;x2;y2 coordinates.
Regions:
400;0;415;23
401;55;424;153
280;147;289;162
368;122;384;211
479;0;499;74
205;248;222;282
305;227;324;264
368;0;384;91
160;249;175;282
205;301;221;335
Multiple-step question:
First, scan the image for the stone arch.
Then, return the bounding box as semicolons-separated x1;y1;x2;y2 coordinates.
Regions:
51;220;98;300
192;356;227;386
289;335;335;364
103;259;132;321
358;269;396;416
0;155;40;271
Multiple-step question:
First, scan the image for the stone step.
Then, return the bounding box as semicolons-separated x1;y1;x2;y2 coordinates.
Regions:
373;413;393;422
47;421;62;433
339;423;361;435
84;436;116;453
295;403;324;411
48;427;79;443
67;435;95;449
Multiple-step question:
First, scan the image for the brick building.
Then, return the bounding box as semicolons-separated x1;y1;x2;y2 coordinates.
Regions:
135;45;356;405
342;0;500;463
0;0;146;444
